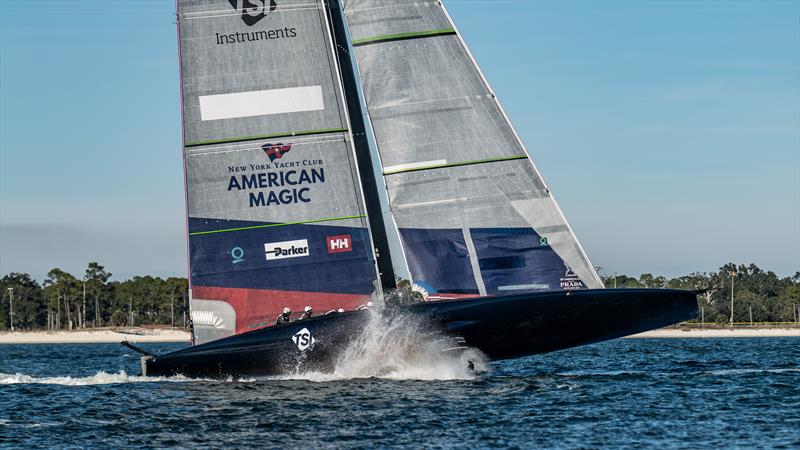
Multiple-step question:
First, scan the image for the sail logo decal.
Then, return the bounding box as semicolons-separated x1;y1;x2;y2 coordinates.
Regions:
262;143;292;161
292;327;316;351
560;264;585;290
216;0;296;46
264;239;309;261
326;235;353;254
228;0;277;27
231;246;245;264
226;145;326;208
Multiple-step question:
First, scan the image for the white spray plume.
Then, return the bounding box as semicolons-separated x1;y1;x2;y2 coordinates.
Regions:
285;292;489;382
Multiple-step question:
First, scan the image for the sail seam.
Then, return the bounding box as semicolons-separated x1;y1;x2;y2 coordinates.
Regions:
185;128;348;147
382;155;528;175
352;28;456;46
189;215;367;236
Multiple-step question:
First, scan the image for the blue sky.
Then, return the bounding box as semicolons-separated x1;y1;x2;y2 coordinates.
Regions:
1;0;798;281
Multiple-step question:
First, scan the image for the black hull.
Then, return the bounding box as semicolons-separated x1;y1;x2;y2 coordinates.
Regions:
141;289;698;378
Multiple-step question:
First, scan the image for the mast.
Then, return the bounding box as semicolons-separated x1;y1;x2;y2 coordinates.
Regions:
325;0;397;291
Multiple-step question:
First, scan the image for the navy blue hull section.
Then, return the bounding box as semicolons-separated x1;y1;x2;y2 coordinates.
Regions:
142;289;699;378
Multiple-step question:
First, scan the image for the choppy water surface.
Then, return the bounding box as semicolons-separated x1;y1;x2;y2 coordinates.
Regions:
1;338;798;448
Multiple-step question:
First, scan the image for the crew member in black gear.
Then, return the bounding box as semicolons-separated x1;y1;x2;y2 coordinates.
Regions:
187;318;195;346
275;307;292;325
300;306;313;320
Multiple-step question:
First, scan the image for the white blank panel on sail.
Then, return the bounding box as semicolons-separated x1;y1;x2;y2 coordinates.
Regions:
198;86;325;121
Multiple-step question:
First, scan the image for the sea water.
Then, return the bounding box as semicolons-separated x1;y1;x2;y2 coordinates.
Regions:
1;337;798;448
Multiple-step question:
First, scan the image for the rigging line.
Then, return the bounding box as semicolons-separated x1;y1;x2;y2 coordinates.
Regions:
189;215;368;236
188;136;347;157
382;155;528;175
185;128;348;148
352;28;456;46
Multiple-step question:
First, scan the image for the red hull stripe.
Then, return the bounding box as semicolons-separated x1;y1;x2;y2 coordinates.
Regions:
192;285;371;334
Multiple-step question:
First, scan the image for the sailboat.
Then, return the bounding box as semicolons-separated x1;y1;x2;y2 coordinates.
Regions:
135;0;697;377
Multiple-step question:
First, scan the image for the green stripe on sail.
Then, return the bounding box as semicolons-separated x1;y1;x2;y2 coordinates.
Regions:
186;128;348;148
189;215;367;236
383;155;529;175
352;29;457;46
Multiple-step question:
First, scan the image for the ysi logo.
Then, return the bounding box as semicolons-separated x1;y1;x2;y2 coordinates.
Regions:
292;327;316;351
228;0;277;27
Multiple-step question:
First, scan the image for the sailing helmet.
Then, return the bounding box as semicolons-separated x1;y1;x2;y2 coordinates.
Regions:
304;306;312;313
282;307;291;315
337;308;345;313
366;302;374;308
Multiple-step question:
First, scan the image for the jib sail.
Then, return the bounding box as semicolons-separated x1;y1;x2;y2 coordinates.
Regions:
178;0;379;344
342;0;603;297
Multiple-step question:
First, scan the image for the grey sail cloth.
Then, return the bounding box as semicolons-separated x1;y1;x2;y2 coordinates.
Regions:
178;0;378;344
343;0;602;292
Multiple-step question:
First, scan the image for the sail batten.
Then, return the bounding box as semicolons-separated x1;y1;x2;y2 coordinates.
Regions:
188;214;368;236
352;28;456;46
185;128;349;147
383;155;529;175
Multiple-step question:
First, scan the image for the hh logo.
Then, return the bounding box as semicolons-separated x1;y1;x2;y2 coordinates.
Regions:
228;0;277;27
292;328;316;351
262;143;292;162
327;235;352;254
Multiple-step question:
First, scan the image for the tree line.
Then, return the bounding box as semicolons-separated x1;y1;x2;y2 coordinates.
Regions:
0;263;188;331
0;262;797;331
601;263;799;324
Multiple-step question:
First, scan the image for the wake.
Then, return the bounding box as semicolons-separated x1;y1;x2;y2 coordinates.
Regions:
0;371;215;386
279;306;489;382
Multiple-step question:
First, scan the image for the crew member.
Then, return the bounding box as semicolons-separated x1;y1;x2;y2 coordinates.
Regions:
300;306;313;320
187;318;195;345
356;301;374;311
276;307;292;325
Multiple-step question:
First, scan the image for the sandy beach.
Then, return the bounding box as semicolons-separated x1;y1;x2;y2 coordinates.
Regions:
626;328;799;338
0;329;191;344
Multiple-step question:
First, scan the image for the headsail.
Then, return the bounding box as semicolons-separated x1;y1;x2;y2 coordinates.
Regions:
342;0;603;296
177;0;379;344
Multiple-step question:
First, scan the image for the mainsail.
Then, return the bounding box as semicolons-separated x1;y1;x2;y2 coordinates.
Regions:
342;0;603;296
177;0;380;344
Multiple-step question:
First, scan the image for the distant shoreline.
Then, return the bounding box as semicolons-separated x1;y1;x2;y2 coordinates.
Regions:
626;328;799;338
0;326;797;344
0;329;191;344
